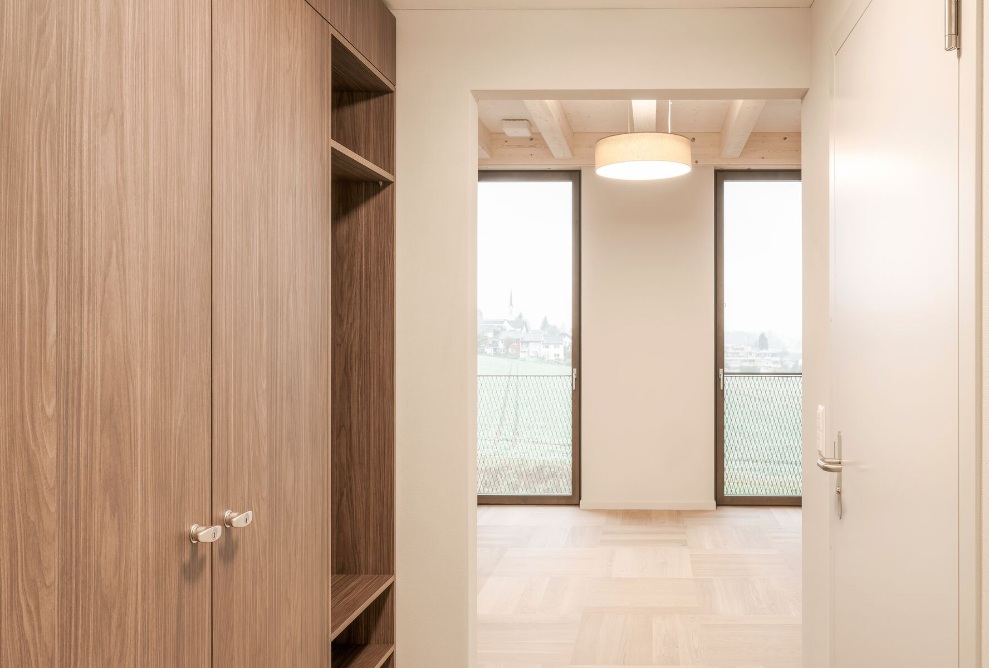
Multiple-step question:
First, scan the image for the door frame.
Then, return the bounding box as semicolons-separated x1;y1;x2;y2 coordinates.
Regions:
476;169;581;506
715;169;803;507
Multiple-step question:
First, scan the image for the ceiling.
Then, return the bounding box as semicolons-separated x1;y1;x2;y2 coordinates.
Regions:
386;1;812;8
478;99;801;135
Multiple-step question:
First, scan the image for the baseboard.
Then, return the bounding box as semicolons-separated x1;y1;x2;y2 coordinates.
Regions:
579;500;717;511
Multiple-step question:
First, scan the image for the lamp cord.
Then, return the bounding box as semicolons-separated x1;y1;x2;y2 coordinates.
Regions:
668;99;672;134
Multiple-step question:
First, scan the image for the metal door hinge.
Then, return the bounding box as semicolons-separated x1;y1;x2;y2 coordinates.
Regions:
719;368;724;391
945;0;959;51
572;368;577;392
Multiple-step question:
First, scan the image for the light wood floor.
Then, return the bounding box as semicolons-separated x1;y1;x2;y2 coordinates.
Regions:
477;505;801;668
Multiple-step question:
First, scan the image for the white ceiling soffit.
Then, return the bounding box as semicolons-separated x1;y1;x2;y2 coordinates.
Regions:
386;0;812;9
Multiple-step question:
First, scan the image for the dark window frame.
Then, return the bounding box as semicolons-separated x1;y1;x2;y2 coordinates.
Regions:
716;169;803;507
476;170;581;506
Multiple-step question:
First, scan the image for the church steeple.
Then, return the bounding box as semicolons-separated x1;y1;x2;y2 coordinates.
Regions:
508;289;514;318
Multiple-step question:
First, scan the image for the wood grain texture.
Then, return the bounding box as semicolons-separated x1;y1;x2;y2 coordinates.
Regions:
54;0;213;665
332;35;394;94
211;0;332;665
332;183;396;579
0;1;61;665
332;643;395;668
332;92;395;175
336;582;395;647
331;575;394;639
328;0;396;84
477;506;802;668
306;0;332;25
332;141;395;183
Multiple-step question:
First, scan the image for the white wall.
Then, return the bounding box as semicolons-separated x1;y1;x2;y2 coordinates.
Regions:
395;9;810;667
581;166;715;510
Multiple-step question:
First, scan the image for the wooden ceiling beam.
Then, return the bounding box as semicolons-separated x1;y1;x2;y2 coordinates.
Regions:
720;99;767;158
522;100;574;159
478;119;492;160
479;131;800;168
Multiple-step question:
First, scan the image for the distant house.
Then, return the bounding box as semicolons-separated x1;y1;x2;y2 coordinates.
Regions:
520;330;543;359
478;292;573;362
724;344;799;373
542;333;566;361
516;330;567;361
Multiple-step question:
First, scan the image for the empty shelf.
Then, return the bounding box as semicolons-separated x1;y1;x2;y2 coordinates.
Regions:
331;34;394;93
332;643;395;668
332;141;394;183
331;574;394;640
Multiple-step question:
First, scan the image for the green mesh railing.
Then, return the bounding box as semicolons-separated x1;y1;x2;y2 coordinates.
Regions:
724;373;803;497
477;375;572;496
476;372;801;498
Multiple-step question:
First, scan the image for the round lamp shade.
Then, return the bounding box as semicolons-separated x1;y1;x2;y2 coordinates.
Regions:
594;132;693;181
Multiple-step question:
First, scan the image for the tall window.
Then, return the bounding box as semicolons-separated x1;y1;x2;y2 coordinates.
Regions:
476;171;580;504
716;171;802;505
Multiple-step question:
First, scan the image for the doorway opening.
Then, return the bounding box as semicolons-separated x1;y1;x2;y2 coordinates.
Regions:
474;97;803;667
716;170;803;506
476;171;581;505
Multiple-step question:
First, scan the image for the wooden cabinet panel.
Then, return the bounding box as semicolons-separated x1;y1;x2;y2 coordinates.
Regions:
211;0;333;665
57;1;214;665
328;0;397;84
0;1;62;665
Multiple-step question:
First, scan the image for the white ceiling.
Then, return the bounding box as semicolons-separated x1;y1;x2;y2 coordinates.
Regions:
386;1;812;8
478;99;801;134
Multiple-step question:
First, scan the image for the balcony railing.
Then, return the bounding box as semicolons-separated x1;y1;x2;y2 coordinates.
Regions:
477;374;572;496
476;371;802;499
723;372;803;497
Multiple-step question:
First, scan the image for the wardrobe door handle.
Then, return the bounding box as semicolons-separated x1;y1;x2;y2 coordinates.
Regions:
224;510;253;529
190;524;223;544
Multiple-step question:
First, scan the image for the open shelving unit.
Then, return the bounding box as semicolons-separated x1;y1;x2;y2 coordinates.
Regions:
331;140;394;184
330;575;395;640
329;29;396;667
332;643;396;668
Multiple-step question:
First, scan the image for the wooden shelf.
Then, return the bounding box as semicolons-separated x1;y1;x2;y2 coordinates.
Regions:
331;574;394;640
332;643;395;668
332;33;394;93
332;140;394;183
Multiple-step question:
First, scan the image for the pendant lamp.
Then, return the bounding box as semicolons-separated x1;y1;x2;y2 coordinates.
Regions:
595;100;692;181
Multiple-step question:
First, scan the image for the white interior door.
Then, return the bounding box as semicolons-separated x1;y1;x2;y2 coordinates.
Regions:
830;0;960;665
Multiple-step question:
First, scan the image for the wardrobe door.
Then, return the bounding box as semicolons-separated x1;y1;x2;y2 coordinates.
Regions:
3;0;212;665
1;1;63;664
211;0;333;665
58;1;214;665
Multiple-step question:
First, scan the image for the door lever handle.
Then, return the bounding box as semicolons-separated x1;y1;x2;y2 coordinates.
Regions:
190;524;223;544
223;509;253;529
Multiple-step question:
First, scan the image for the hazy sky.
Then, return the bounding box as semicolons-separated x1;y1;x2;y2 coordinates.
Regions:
723;180;802;344
477;181;573;330
477;177;801;343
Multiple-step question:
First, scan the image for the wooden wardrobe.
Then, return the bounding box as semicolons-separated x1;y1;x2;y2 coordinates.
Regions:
0;0;396;665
